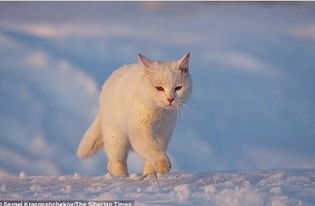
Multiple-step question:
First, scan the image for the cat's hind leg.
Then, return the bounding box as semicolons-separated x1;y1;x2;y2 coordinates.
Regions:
103;126;130;176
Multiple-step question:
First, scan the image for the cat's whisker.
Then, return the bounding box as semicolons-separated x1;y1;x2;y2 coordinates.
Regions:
179;101;198;119
179;107;184;117
176;106;183;117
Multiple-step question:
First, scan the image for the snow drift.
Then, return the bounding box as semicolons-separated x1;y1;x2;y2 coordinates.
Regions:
1;169;314;206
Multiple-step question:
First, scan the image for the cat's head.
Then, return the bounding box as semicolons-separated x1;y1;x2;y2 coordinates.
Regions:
139;53;192;110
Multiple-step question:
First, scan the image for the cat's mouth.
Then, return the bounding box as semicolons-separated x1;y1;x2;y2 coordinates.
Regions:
165;104;177;109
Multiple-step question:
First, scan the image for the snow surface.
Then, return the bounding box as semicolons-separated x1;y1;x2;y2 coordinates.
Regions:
1;169;315;206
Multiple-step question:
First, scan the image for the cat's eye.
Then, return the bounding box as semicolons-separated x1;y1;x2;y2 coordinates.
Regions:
155;86;165;91
175;86;183;91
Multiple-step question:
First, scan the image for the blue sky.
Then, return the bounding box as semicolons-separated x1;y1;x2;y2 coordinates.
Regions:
0;2;315;175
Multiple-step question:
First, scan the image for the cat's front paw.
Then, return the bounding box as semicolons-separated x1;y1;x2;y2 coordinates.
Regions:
152;155;171;174
107;161;129;177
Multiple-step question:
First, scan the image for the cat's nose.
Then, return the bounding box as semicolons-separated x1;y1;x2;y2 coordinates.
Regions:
167;98;175;104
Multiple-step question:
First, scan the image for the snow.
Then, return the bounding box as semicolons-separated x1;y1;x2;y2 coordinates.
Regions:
18;172;27;179
1;169;315;206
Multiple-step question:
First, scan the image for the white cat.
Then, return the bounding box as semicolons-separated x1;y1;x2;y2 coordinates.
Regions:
77;53;192;176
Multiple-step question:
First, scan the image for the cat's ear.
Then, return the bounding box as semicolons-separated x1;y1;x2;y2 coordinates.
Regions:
178;53;190;73
138;53;153;68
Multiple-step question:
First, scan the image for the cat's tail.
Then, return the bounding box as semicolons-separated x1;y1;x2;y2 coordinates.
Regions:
76;114;103;159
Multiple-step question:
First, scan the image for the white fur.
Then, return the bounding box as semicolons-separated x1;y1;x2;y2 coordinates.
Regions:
77;53;192;176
